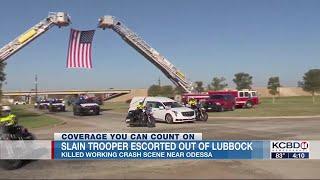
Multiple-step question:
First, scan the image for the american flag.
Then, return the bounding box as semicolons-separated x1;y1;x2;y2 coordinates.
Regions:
66;29;95;68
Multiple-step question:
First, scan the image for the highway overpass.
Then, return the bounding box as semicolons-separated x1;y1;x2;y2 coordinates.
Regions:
3;89;131;96
2;89;148;103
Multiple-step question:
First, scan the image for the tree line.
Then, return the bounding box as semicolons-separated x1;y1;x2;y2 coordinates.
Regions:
0;65;318;103
147;69;320;103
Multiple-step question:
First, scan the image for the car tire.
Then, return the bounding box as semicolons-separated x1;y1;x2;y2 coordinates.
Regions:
201;111;208;121
231;105;236;111
95;110;100;115
245;101;253;108
73;108;78;116
219;106;225;112
165;114;174;124
0;160;24;170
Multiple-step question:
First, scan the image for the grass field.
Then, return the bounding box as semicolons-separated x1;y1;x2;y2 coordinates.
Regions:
102;96;320;117
11;105;62;129
209;96;320;117
101;102;129;113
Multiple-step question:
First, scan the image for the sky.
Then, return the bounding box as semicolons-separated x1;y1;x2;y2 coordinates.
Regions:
0;0;319;91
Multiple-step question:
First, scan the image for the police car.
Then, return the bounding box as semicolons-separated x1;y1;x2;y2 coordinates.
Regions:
48;99;66;112
35;99;50;109
73;97;100;116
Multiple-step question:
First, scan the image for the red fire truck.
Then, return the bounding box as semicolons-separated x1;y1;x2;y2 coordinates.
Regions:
182;89;259;108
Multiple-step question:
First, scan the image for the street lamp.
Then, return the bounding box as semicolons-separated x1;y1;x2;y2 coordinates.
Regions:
35;74;38;103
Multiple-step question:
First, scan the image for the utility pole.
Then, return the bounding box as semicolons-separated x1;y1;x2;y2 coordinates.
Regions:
35;74;38;103
158;77;161;86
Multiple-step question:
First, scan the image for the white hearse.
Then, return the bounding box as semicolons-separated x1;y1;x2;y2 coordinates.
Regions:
129;97;196;123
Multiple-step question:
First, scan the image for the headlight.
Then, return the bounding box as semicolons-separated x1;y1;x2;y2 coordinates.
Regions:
216;102;221;105
172;111;178;116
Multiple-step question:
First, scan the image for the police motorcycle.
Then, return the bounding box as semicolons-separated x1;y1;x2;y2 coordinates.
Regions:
126;101;156;127
188;99;208;122
0;106;35;170
194;105;208;121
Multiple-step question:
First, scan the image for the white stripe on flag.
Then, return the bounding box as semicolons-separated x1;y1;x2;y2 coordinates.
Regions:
67;29;94;69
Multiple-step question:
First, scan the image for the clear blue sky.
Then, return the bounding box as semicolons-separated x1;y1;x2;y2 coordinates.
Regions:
1;0;319;91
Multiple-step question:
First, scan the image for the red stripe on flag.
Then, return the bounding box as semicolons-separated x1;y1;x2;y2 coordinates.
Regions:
77;32;81;68
66;29;95;68
81;44;86;67
79;44;83;67
72;30;78;67
75;31;80;68
83;44;88;68
89;44;92;68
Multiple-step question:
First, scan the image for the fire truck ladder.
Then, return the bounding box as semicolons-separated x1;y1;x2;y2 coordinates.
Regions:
98;16;193;93
0;12;70;63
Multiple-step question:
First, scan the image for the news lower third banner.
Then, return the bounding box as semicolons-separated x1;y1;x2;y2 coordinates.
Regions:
1;133;320;160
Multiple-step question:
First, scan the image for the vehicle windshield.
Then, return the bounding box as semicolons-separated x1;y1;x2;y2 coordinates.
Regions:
163;102;183;108
77;98;96;104
52;100;63;103
210;95;224;99
39;100;50;103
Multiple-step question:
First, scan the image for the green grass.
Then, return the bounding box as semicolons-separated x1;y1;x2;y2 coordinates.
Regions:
11;105;62;129
209;96;320;117
100;102;130;113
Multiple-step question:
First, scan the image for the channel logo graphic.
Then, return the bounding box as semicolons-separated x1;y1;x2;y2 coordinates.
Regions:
270;141;309;152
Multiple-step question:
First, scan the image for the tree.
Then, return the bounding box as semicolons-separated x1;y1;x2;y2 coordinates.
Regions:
267;76;280;104
211;77;228;91
233;72;253;90
148;85;162;96
194;81;204;93
174;86;185;95
299;69;320;104
148;84;174;97
161;85;174;97
0;62;6;99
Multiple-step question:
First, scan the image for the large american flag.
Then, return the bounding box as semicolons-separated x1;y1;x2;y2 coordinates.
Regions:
66;29;95;68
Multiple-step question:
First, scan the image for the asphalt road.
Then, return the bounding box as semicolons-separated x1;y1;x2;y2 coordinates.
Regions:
1;109;320;179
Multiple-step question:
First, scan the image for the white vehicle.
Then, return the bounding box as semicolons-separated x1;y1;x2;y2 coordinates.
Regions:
48;99;66;112
129;97;196;123
13;101;26;105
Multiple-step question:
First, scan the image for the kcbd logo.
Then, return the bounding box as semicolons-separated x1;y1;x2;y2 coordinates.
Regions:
272;141;309;150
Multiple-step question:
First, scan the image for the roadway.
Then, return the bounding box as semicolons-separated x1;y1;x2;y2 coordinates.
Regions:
1;109;320;179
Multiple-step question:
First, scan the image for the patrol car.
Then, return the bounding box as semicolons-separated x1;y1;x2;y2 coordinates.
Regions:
73;98;100;116
35;99;50;109
48;99;66;112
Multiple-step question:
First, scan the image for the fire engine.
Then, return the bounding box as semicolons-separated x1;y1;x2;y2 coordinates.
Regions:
182;89;259;108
